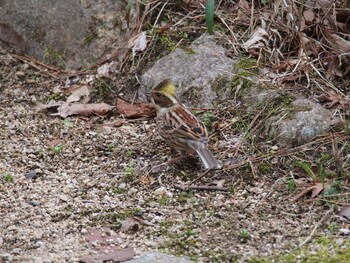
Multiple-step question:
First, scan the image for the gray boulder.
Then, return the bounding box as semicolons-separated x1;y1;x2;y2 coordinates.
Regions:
0;0;136;69
141;35;236;107
268;98;338;147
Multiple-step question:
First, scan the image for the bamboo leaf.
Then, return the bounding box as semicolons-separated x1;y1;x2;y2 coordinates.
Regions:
206;0;215;35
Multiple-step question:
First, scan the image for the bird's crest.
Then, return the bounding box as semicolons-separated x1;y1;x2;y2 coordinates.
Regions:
153;79;176;97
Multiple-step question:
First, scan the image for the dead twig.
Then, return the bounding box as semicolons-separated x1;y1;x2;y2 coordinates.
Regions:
226;133;350;170
298;209;333;248
187;169;212;185
11;53;61;79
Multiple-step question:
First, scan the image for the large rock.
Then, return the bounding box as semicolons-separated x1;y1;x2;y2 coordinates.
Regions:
140;35;236;107
0;0;136;69
268;98;338;147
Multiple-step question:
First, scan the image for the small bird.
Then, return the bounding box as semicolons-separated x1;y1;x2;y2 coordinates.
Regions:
150;79;221;169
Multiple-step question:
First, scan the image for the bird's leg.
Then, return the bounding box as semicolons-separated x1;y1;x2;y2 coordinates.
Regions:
167;150;188;165
167;150;198;166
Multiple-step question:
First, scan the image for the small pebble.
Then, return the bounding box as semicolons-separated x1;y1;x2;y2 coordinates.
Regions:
118;183;127;189
339;228;350;235
26;170;38;180
29;201;39;207
128;188;138;196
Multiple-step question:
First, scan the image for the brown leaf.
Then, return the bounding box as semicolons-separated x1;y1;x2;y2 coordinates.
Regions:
52;102;114;118
116;99;155;119
66;85;91;103
233;0;251;25
303;8;315;22
34;101;64;113
120;217;140;232
300;8;315;31
243;27;269;52
104;119;126;127
293;182;324;202
139;175;155;186
316;88;350;110
324;29;350;53
325;56;343;78
120;216;154;232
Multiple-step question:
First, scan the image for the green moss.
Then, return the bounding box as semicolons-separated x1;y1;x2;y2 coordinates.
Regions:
45;92;66;102
212;55;258;99
159;227;200;261
249;237;350;263
176;191;194;204
44;46;66;69
91;77;113;102
286;177;297;192
107;187;127;194
110;210;134;229
157;196;170;206
266;94;294;112
230;55;258;97
258;162;272;173
2;173;13;183
202;249;236;262
159;34;177;52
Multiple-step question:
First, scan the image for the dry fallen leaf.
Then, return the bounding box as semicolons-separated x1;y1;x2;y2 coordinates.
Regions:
34;101;64;113
293;182;324;202
36;101;114;118
120;216;154;232
51;102;114;118
120;217;140;232
66;85;91;103
116;99;155;119
300;8;315;31
233;0;251;25
243;27;269;52
139;175;155;186
97;62;119;78
325;30;350;54
316;88;350;110
128;31;147;58
214;179;226;188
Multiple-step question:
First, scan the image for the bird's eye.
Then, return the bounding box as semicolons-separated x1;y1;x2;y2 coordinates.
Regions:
156;93;161;97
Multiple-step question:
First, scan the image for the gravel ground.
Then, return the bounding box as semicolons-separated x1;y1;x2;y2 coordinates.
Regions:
0;54;346;262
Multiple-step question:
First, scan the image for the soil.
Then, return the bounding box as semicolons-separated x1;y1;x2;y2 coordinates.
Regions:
0;53;348;263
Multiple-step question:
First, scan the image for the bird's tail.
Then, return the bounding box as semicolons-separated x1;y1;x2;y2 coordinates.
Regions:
196;147;221;169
